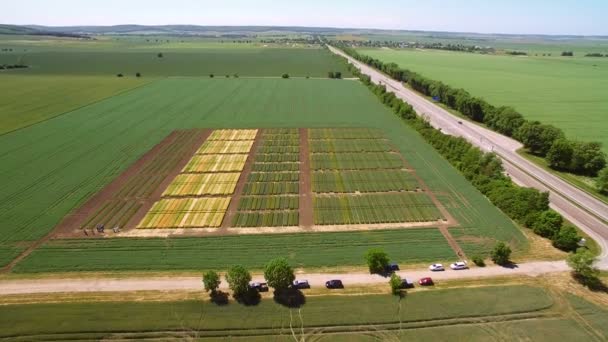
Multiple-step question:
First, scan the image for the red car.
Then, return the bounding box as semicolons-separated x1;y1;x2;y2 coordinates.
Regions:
419;277;434;286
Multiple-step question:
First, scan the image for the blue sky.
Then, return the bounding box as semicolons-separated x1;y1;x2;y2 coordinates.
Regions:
2;0;606;35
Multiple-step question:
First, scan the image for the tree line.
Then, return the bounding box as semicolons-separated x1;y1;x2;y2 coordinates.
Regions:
335;39;495;54
346;61;581;252
0;64;28;70
336;44;607;179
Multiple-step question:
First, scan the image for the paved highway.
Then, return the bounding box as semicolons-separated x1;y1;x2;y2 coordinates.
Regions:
328;45;608;268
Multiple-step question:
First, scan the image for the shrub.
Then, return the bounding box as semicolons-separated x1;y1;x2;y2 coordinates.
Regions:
135;72;141;78
209;74;214;78
157;52;163;58
389;273;402;295
567;249;601;288
597;167;608;194
202;270;220;295
532;210;563;238
364;248;389;274
471;255;485;267
116;73;124;78
491;242;512;265
552;225;580;251
328;71;335;79
281;73;290;79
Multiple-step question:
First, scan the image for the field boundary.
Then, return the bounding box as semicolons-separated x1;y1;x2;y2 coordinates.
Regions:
299;128;313;227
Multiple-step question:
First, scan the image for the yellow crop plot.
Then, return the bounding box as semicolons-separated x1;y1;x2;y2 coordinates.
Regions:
163;173;240;196
208;129;258;141
182;154;248;173
197;140;254;154
137;197;231;228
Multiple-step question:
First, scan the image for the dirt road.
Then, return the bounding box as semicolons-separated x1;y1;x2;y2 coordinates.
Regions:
328;45;608;269
0;261;569;295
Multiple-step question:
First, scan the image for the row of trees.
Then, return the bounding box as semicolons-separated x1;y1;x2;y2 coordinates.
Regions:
0;64;28;70
335;39;494;54
337;44;607;178
348;63;581;252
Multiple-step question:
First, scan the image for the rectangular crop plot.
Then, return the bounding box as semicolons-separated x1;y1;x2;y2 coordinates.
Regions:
183;154;248;173
232;211;299;227
251;163;299;172
238;196;299;211
311;152;403;170
314;193;442;225
196;140;254;154
310;139;394;153
208;129;258;141
313;170;418;193
242;182;299;195
138;197;230;228
162;173;240;196
309;128;384;140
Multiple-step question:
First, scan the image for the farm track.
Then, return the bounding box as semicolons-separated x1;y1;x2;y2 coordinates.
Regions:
299;128;314;227
221;130;263;229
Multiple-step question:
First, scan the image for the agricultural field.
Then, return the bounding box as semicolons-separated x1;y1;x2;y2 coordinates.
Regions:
0;35;352;77
0;78;525;272
1;285;605;341
358;48;608;152
233;129;300;227
310;128;443;226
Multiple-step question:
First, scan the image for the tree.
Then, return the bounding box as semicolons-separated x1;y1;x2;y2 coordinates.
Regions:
281;73;290;79
515;122;564;156
157;52;163;58
532;210;563;238
547;139;573;170
135;72;141;78
263;257;295;292
334;71;342;79
226;265;251;298
209;74;214;78
389;273;402;295
567;249;600;287
597;167;608;194
327;71;335;79
364;248;389;274
202;270;221;295
552;225;580;251
491;241;512;265
116;73;124;78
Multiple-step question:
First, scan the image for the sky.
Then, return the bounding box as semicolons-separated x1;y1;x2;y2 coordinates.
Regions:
2;0;606;36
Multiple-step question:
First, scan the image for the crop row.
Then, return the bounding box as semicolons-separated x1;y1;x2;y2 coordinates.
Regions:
263;128;299;135
252;162;299;172
242;182;299;195
310;139;393;153
232;211;299;227
311;152;403;170
163;173;240;196
312;170;418;193
238;196;299;211
309;128;384;140
258;146;299;154
182;154;248;173
260;138;300;147
255;153;299;163
137;197;230;228
248;172;299;182
208;129;258;141
197;140;254;154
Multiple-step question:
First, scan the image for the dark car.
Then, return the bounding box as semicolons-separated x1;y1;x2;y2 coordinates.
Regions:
400;278;415;289
293;280;310;289
384;262;400;273
325;279;344;289
249;282;269;292
419;277;434;286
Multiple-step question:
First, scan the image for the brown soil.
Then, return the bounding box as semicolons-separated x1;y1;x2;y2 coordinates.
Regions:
299;128;313;228
220;129;263;229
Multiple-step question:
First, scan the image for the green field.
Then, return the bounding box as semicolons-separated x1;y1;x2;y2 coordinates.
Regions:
0;35;350;77
0;77;525;272
1;285;604;341
359;48;608;152
0;75;149;134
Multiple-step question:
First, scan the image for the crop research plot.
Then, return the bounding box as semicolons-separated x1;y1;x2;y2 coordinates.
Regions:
1;78;527;272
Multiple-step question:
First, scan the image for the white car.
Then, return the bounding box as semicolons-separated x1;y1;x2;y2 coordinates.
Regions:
293;279;310;289
450;261;468;270
429;263;445;271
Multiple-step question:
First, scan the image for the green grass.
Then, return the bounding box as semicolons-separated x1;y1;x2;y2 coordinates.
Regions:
13;229;455;272
0;285;559;340
0;75;149;134
359;48;608;152
0;78;525;271
567;294;608;338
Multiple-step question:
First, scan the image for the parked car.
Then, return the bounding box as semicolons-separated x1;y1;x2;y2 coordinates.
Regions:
249;282;269;292
450;261;468;270
325;279;344;289
428;263;445;271
384;262;400;273
400;278;415;289
293;279;310;289
419;277;434;286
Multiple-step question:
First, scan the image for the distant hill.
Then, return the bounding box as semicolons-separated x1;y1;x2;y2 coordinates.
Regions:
0;24;90;38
